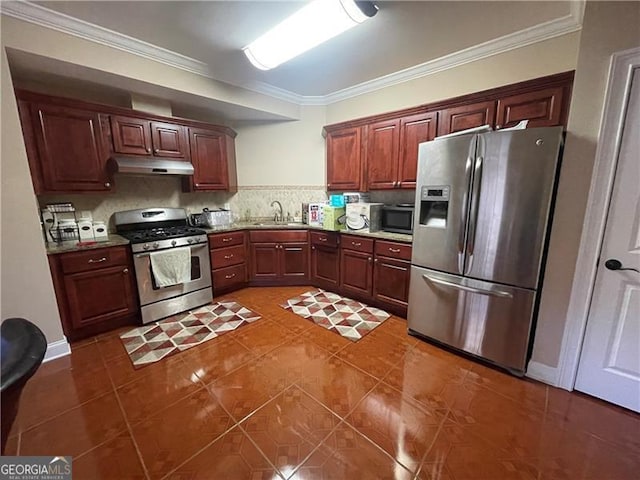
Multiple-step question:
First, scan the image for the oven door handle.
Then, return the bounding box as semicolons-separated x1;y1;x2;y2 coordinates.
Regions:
134;242;207;258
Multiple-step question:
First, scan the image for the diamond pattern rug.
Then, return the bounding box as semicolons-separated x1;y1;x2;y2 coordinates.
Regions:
120;301;261;367
280;289;390;341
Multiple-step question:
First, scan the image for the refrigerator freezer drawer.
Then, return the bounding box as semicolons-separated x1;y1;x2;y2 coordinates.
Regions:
407;265;536;373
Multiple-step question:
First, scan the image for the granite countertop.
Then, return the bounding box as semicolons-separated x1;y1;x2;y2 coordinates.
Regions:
46;223;412;254
203;222;413;243
45;234;130;255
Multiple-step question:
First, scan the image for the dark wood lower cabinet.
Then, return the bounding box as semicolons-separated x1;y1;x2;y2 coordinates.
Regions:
209;231;248;296
373;255;411;316
340;248;373;300
311;245;340;290
248;230;310;286
48;246;139;341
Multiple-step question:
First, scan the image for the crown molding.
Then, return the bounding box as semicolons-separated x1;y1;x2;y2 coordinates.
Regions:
320;9;584;104
2;0;584;107
1;0;211;76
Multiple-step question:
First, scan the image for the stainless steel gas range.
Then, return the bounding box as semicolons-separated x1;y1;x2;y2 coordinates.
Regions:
115;208;212;324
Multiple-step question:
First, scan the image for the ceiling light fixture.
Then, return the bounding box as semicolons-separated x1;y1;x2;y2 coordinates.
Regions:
243;0;378;71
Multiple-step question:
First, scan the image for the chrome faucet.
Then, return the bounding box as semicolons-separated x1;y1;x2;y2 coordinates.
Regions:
271;200;284;223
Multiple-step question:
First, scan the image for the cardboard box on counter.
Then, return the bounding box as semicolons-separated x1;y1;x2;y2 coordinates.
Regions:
322;205;346;231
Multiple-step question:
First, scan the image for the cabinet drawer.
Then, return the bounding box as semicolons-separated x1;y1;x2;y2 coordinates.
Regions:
60;246;129;274
211;245;245;269
375;240;412;261
310;231;339;248
341;235;374;253
213;263;246;289
249;230;308;243
209;231;245;249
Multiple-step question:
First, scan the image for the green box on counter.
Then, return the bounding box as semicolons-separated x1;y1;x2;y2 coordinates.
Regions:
322;205;346;231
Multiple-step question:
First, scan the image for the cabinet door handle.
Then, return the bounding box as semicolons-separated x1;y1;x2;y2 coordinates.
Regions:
374;258;378;263
222;237;233;242
224;254;234;259
153;148;159;154
225;273;236;279
195;183;200;187
104;182;111;188
146;147;151;153
368;257;372;263
352;242;362;247
311;246;316;250
88;257;107;264
388;247;401;253
319;237;327;242
123;268;129;273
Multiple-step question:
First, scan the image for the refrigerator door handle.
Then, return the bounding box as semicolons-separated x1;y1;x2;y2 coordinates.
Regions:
422;273;513;298
465;155;483;274
458;154;474;274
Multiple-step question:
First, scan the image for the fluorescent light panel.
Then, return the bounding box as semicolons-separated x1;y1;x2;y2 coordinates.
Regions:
243;0;377;70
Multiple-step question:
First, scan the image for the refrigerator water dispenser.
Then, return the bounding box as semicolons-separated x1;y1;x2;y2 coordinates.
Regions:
419;185;450;228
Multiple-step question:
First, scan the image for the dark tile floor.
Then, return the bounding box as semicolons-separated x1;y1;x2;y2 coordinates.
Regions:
6;286;640;479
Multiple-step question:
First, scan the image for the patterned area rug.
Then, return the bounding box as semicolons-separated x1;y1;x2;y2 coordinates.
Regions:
120;301;261;367
281;289;390;341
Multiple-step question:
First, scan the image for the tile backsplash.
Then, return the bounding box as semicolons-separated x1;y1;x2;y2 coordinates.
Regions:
38;176;329;230
38;176;416;231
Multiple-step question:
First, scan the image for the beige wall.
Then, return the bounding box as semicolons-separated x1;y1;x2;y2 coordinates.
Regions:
234;106;327;186
531;1;640;368
326;32;581;124
0;47;65;344
1;15;300;121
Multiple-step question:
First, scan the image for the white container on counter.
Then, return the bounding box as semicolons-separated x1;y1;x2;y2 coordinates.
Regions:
92;221;108;241
78;218;94;241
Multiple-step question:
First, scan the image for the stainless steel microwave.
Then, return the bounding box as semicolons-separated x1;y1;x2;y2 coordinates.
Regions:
381;204;414;234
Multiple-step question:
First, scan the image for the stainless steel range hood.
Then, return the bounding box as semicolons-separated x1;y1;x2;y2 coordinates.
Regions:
109;156;194;176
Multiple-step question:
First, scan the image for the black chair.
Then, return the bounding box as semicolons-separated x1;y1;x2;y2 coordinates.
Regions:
1;318;47;454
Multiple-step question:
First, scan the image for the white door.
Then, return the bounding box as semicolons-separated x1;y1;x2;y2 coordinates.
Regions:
575;66;640;412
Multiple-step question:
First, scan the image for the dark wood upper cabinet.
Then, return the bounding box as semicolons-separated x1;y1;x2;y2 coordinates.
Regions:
398;112;437;188
326;126;362;191
365;119;400;190
496;86;566;129
112;117;188;159
150;121;189;159
29;103;112;193
111;115;152;156
185;127;237;192
437;101;496;137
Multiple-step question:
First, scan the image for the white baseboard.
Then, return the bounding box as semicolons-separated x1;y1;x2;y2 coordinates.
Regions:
526;360;561;387
43;337;71;362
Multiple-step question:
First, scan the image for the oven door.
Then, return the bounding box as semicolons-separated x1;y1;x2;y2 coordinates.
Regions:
133;242;212;306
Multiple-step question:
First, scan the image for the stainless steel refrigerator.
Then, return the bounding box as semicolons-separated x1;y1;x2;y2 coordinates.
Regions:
407;126;563;375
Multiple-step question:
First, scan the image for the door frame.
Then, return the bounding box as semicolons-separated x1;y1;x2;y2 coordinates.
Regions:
557;47;640;390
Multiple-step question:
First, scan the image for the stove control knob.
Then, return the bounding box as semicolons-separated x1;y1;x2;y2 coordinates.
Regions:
143;244;150;250
187;238;194;244
171;240;177;247
153;242;159;249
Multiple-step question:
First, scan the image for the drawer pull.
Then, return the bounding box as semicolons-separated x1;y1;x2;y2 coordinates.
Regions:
222;237;233;242
225;273;236;279
318;237;327;242
388;248;401;253
352;242;362;247
224;254;234;259
88;257;107;264
123;268;129;273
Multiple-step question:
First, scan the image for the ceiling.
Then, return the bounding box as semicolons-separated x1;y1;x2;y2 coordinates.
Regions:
29;1;573;97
